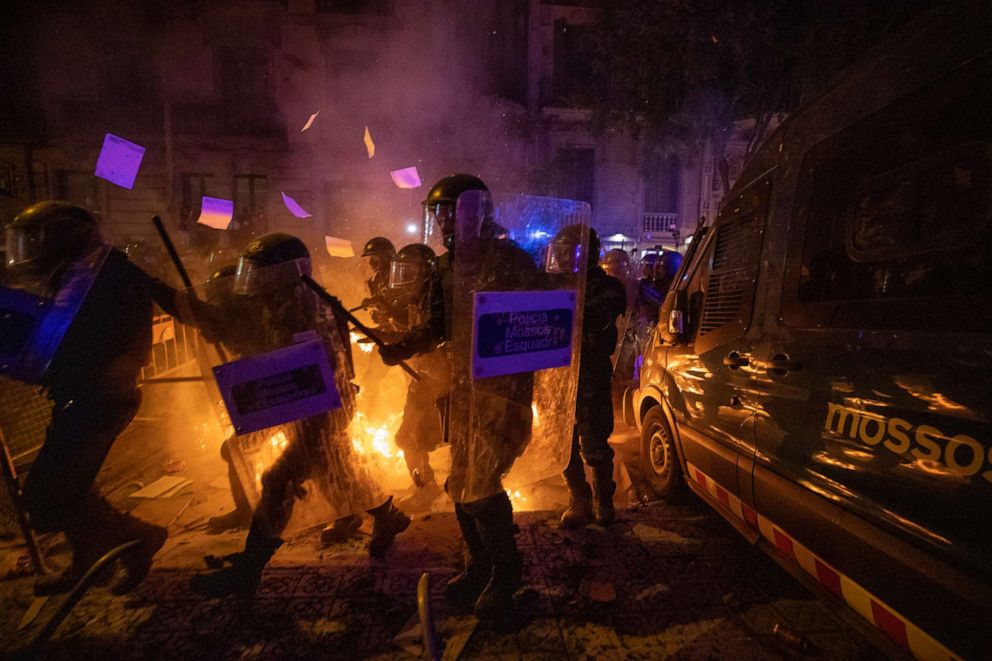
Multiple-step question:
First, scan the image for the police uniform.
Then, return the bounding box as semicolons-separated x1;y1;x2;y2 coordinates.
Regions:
7;202;179;595
380;175;540;620
190;235;408;599
562;264;627;525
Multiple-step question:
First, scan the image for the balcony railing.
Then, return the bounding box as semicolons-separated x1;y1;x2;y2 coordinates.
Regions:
642;212;679;234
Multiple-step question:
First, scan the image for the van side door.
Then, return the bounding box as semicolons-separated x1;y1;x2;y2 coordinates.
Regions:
665;178;770;503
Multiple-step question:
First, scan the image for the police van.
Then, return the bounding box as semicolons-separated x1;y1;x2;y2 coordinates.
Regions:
625;3;990;658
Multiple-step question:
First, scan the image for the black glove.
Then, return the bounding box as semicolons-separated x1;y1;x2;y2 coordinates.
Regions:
379;342;411;366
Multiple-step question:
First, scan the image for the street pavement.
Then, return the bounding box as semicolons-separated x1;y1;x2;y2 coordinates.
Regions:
1;490;885;659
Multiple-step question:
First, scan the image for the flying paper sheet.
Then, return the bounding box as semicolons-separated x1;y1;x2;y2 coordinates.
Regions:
301;111;319;132
324;235;354;258
390;166;422;189
363;126;375;158
94;133;145;190
281;192;312;219
197;196;234;230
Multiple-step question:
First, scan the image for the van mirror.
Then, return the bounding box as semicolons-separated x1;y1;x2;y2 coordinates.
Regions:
660;290;687;345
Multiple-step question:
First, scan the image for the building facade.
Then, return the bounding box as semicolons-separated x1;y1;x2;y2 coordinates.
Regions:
0;0;769;275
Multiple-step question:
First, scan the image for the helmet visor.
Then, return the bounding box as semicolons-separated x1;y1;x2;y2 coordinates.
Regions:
423;202;455;245
545;240;583;274
233;256;311;296
5;225;46;269
389;259;427;289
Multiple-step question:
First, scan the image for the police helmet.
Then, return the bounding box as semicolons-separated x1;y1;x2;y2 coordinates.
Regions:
361;236;396;258
5;201;98;276
361;236;395;276
389;243;435;290
422;174;491;249
234;233;311;296
546;224;599;274
601;249;630;280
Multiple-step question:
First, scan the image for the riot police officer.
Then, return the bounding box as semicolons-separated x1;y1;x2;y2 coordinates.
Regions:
4;201;177;596
190;234;410;598
359;236;402;328
380;174;538;620
388;243;447;511
551;226;627;527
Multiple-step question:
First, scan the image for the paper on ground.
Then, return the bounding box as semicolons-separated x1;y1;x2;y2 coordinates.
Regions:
281;192;312;218
363;126;375;158
94;133;145;189
17;597;48;630
197;196;234;230
130;475;190;499
324;235;354;258
158;479;192;499
390;166;421;189
301;111;319;132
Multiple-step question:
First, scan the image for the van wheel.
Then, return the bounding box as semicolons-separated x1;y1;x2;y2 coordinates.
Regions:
640;406;682;501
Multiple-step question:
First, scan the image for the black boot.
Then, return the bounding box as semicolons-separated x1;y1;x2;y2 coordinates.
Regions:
190;520;282;598
33;525;112;596
445;503;493;613
471;493;522;620
367;496;411;559
111;513;168;595
55;494;167;596
319;514;363;546
591;464;617;526
561;447;593;529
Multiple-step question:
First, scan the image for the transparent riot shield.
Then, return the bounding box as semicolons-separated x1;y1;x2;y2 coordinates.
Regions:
179;258;384;520
447;190;589;504
0;244;112;384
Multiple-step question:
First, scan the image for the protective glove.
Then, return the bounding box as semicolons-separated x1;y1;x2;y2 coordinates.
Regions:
379;341;413;366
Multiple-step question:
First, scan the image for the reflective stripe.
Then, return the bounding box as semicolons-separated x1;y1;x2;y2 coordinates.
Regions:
685;462;961;661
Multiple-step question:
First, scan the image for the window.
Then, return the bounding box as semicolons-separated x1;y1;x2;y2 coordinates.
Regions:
799;145;989;304
783;54;991;331
105;45;156;104
679;178;768;354
486;0;529;104
551;20;592;105
232;175;267;241
643;156;681;213
218;48;278;134
555;148;595;207
180;173;213;230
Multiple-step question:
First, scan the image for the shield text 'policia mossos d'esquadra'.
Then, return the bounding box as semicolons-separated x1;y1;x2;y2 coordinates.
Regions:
212;338;341;434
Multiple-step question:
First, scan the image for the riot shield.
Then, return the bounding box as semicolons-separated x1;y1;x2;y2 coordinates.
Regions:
447;190;588;503
0;244;112;384
179;258;383;519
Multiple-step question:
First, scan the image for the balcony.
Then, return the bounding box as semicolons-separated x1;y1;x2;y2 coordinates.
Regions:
641;212;678;234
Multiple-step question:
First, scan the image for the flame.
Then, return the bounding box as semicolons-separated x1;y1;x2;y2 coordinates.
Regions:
269;430;289;451
349;411;404;464
506;488;529;509
350;331;374;353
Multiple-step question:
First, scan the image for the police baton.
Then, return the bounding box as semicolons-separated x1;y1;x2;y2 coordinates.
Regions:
152;215;229;363
300;275;420;382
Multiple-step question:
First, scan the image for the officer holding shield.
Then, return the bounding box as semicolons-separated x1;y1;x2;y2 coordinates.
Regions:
3;201;178;596
380;174;545;620
189;234;410;598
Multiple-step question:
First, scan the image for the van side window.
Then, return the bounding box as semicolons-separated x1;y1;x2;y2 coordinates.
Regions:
783;54;991;331
689;178;768;353
799;145;990;303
